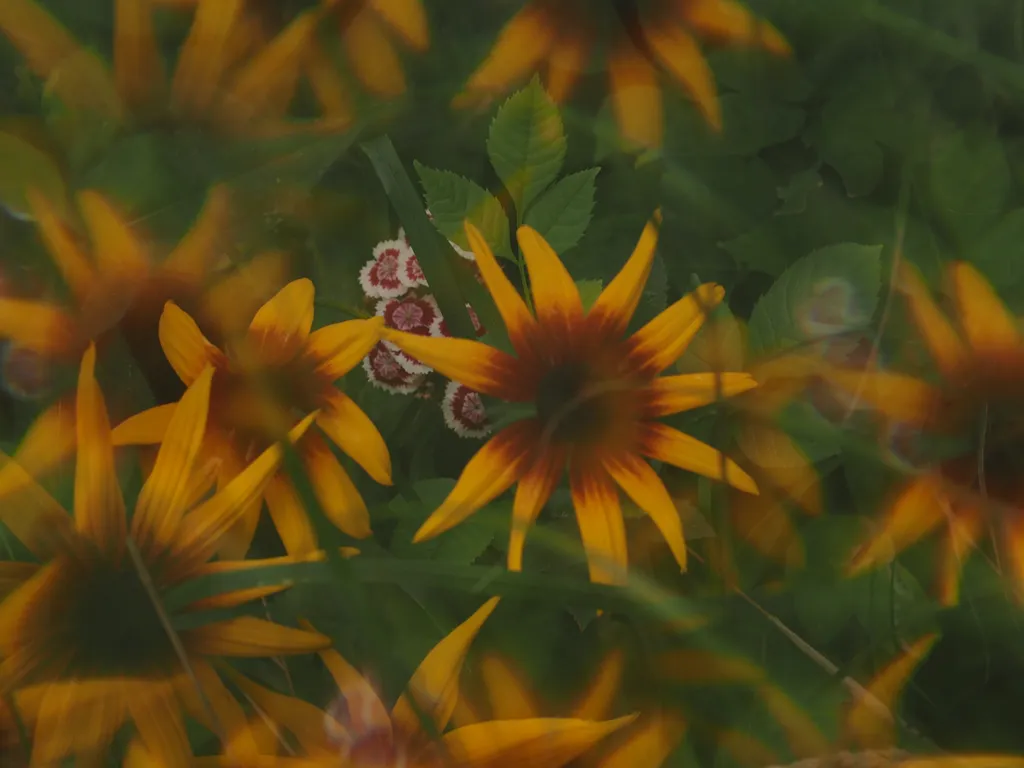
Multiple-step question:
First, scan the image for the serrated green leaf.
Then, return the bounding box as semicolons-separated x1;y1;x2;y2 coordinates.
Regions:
524;168;598;254
746;242;883;358
414;162;512;259
487;77;566;216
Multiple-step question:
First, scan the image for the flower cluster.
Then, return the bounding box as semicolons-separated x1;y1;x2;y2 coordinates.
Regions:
358;219;492;439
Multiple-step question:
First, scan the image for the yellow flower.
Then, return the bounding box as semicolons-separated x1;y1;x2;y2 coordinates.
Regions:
315;0;430;99
384;215;758;585
455;645;829;767
0;0;350;136
184;598;632;768
823;261;1024;604
113;279;391;557
0;185;286;502
457;0;790;147
0;344;329;766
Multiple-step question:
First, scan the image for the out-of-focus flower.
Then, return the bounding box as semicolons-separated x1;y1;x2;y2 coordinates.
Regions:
359;238;416;299
384;214;758;584
111;279;391;557
0;344;329;765
187;597;633;767
315;0;430;100
0;185;286;502
823;261;1024;604
0;0;351;136
456;0;790;147
363;340;426;395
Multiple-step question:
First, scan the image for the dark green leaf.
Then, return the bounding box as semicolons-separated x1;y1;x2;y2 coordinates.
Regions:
0;131;66;220
523;168;599;254
414;162;512;259
487;77;566;216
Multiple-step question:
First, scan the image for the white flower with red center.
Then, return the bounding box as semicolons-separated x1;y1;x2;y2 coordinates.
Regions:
441;381;490;439
359;239;413;299
376;294;442;375
362;342;425;395
398;249;428;290
430;304;486;339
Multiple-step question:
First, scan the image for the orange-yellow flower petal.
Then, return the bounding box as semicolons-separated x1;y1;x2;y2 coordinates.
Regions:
820;367;939;427
509;445;566;571
162;185;231;285
847;475;946;577
681;0;791;56
586;213;660;342
459;3;556;100
642;21;721;131
74;344;127;558
302;433;372;540
0;299;73;355
603;452;687;572
77;190;150;279
465;220;538;359
131;366;214;559
517;225;585;349
159;302;223;385
392;597;500;737
308;317;385;381
371;0;429;51
950;261;1021;358
570;465;628;585
317;388;392;486
414;420;539;542
606;40;663;148
263;474;318;556
126;680;190;768
112;403;176;446
643;372;758;417
183;617;329;657
638;422;758;494
27;188;95;300
895;260;966;376
545;30;589;103
170;0;244;118
627;283;724;376
247;278;315;361
113;0;165;111
342;7;406;97
383;330;529;401
594;711;685;768
939;502;983;606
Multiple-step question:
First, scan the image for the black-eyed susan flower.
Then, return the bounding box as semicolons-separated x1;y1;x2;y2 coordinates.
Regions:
112;279;391;558
0;185;286;501
0;344;329;766
0;0;350;136
186;597;632;767
457;0;790;147
823;261;1024;604
383;215;759;585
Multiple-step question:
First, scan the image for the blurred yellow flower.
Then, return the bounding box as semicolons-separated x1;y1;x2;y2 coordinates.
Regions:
315;0;430;99
0;0;352;136
0;185;286;504
180;598;632;767
0;344;328;766
384;215;758;585
824;261;1024;604
457;0;790;147
113;279;391;557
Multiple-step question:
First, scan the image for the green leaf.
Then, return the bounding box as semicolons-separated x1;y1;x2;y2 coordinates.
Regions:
523;168;599;254
362;136;477;339
746;242;884;358
390;480;496;565
0;131;67;220
487;76;566;216
967;208;1024;308
815;135;884;198
414;162;512;260
927;124;1011;247
575;279;603;312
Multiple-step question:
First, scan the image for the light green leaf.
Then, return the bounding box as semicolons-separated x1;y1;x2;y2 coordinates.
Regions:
0;131;67;220
746;242;883;358
487;76;566;216
415;162;513;260
524;168;598;255
970;208;1024;310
